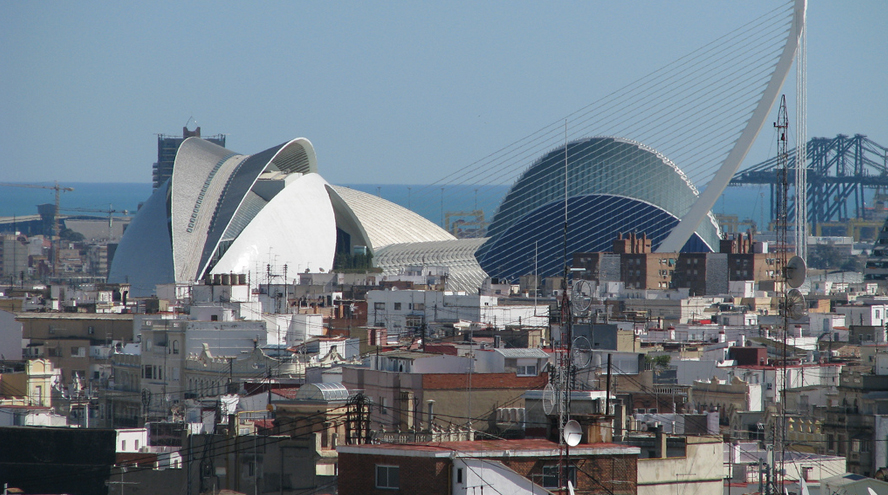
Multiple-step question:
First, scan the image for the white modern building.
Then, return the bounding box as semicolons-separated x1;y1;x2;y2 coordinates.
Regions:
109;137;482;297
366;289;548;338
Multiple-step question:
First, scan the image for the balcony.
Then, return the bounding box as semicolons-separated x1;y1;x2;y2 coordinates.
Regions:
654;385;689;397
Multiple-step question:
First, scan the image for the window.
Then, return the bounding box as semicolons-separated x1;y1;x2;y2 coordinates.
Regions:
542;465;576;488
172;340;179;354
374;302;385;311
393;302;402;311
456;467;463;484
414;303;424;311
143;365;153;379
88;326;95;335
380;397;388;415
122;440;126;451
516;365;537;376
375;465;399;489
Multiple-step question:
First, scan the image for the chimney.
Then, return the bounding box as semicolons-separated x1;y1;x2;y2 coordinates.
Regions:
655;424;667;458
426;400;436;430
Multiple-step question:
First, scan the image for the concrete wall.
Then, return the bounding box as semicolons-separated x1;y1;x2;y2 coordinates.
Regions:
637;437;724;495
0;309;21;359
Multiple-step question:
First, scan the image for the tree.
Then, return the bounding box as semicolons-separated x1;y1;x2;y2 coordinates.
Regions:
60;228;84;242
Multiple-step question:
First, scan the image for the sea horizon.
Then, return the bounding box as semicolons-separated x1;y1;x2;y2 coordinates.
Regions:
1;181;773;229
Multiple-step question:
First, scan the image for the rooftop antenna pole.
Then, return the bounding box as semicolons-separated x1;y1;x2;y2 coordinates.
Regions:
775;94;790;494
563;120;569;267
558;119;574;490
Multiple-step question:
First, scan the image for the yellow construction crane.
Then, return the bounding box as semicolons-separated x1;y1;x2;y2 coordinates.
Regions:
0;181;74;277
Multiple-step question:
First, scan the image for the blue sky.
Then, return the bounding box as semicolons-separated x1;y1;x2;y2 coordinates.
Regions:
1;1;885;186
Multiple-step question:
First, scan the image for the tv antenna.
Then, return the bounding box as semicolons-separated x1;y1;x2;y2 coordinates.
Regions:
542;383;557;416
572;279;594;316
571;336;592;370
784;288;807;320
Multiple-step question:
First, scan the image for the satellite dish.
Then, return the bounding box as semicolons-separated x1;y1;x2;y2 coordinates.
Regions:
542;383;556;415
571;336;592;369
785;256;807;289
563;419;582;447
784;288;806;320
572;279;593;315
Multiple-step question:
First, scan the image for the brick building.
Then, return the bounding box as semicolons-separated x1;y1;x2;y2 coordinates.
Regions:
573;231;784;295
343;366;549;434
337;439;639;494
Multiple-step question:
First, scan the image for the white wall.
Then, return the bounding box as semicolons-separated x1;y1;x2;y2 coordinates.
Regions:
288;313;324;344
453;458;549;495
638;440;724;495
184;321;267;356
117;428;148;452
837;304;888;327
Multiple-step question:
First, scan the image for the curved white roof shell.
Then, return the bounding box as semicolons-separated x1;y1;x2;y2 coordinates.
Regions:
170;138;244;282
375;238;489;293
106;179;174;295
110;135;489;296
196;137;317;280
328;186;455;252
109;137;323;296
210;173;336;276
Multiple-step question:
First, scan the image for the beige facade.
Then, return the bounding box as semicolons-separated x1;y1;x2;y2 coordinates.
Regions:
689;376;761;423
0;359;58;407
105;350;142;427
637;436;724;495
18;313;133;343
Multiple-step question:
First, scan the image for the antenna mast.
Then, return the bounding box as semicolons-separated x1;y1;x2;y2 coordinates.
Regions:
774;94;790;495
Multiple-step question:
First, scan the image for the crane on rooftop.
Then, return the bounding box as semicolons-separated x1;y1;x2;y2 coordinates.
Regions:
0;181;74;277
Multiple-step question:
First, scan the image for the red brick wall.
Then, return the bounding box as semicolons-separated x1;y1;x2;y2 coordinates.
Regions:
338;453;451;495
501;454;637;495
339;452;636;495
422;372;548;390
